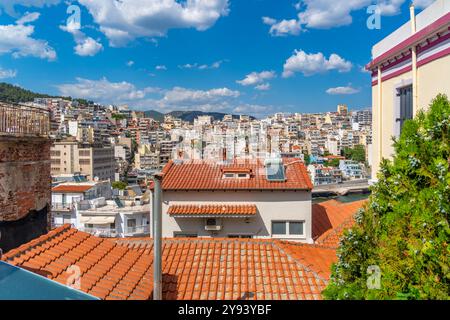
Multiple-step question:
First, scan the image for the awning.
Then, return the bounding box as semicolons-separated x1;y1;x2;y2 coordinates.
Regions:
79;216;115;225
168;204;257;217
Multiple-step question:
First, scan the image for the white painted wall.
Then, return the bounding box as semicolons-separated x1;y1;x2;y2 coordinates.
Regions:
153;190;313;243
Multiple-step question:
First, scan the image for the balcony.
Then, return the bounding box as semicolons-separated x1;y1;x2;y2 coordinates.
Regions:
124;225;150;237
51;202;76;212
79;227;118;238
0;103;50;137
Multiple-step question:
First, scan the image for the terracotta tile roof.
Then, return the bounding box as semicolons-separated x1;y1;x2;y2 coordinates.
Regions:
168;204;257;216
2;225;334;300
52;184;94;193
157;159;313;191
312;199;367;247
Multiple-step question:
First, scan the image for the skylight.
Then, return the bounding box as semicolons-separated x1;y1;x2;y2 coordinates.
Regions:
264;159;286;182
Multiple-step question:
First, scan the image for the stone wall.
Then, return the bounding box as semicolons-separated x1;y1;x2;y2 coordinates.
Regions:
0;136;52;252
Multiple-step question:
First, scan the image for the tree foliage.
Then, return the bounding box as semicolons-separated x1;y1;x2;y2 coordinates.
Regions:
343;145;366;163
323;94;450;300
112;181;127;190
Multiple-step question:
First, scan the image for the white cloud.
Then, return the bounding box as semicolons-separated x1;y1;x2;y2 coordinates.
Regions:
127;60;135;67
161;87;239;105
16;12;41;24
326;86;360;95
60;21;103;57
156;65;167;70
255;83;271;91
267;0;435;33
0;0;60;16
0;14;56;60
57;77;154;103
0;67;17;79
262;17;302;37
412;0;436;8
282;50;352;77
237;71;276;86
57;77;241;114
179;60;226;70
76;0;230;47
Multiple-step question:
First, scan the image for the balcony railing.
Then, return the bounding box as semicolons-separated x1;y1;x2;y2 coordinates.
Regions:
0;102;50;137
125;225;150;236
51;203;76;211
80;227;118;238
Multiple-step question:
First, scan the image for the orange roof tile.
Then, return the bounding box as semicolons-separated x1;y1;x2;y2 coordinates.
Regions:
312;199;367;247
2;226;335;300
168;204;257;216
156;159;313;191
52;185;94;193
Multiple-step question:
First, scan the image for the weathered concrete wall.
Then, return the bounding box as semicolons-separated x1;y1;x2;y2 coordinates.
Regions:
0;136;52;251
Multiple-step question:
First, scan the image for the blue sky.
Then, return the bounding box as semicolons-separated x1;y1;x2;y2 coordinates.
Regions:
0;0;436;117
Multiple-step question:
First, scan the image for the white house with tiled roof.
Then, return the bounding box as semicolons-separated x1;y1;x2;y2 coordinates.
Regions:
151;158;314;243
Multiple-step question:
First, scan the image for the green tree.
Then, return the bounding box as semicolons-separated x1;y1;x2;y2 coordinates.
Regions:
323;94;450;300
112;181;127;190
324;158;340;167
343;145;366;162
303;153;311;165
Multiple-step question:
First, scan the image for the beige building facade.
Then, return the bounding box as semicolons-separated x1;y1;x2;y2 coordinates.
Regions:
51;140;115;182
367;0;450;180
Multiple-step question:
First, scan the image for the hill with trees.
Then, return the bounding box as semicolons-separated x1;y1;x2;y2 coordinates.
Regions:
323;94;450;300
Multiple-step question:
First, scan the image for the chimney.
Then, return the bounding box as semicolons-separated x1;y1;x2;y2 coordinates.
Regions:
152;173;163;300
410;3;416;34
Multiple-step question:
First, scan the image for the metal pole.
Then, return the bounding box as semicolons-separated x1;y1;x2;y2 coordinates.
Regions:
152;174;163;300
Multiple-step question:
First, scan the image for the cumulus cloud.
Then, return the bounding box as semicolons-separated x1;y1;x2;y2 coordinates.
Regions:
161;87;239;105
57;77;155;103
56;77;241;113
0;13;56;60
282;50;352;77
0;67;17;79
255;83;271;91
0;0;60;16
264;0;435;34
60;21;103;57
127;60;135;67
233;104;274;118
76;0;230;47
237;71;276;86
262;17;302;36
326;86;360;95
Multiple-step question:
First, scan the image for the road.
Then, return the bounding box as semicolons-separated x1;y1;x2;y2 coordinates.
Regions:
312;179;370;196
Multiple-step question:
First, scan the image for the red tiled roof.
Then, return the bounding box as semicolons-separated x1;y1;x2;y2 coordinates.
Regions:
157;159;313;191
52;185;94;193
312;199;367;247
2;225;334;300
168;204;257;216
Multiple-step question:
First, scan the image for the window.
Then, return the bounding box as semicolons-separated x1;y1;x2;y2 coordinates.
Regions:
206;218;217;226
289;222;304;235
272;221;286;235
127;219;136;228
174;232;198;238
228;234;253;239
223;173;235;179
272;221;305;237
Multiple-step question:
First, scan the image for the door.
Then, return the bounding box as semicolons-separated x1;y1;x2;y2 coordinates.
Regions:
397;85;413;133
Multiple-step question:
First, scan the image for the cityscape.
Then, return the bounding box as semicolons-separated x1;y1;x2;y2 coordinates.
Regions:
0;0;448;305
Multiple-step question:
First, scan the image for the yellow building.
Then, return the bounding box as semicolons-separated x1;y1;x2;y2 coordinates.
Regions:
367;0;450;181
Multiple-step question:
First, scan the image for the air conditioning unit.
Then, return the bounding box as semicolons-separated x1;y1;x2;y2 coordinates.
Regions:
205;218;222;231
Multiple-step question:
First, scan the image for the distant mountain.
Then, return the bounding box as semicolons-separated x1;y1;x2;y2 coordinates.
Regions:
144;109;253;123
143;110;165;122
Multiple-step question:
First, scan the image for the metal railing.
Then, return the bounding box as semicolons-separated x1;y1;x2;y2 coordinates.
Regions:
51;203;76;211
80;227;118;238
0;102;50;137
125;225;150;236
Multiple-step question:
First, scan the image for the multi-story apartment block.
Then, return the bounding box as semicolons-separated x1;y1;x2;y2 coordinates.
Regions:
51;139;115;182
